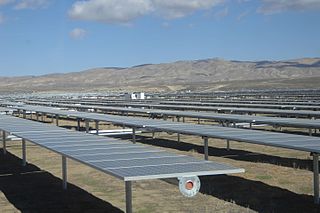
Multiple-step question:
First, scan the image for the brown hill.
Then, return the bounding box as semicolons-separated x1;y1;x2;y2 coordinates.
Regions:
0;58;319;93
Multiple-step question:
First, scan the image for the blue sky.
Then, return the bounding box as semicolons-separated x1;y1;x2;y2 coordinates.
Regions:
0;0;319;76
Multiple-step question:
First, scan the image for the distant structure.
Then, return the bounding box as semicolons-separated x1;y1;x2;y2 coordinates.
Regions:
124;92;145;100
136;92;145;99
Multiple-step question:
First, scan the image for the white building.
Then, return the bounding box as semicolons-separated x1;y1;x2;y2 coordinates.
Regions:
124;92;145;100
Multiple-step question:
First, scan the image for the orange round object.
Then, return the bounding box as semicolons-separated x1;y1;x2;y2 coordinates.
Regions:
185;181;194;190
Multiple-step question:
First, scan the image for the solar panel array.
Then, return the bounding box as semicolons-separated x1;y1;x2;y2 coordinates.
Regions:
24;100;320;118
0;114;243;181
7;101;320;132
23;102;320;129
11;104;320;154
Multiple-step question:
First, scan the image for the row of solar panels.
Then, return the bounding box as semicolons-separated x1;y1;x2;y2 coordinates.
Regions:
11;104;320;154
0;113;245;212
1;114;242;181
9;102;320;131
24;100;320;118
3;104;320;205
25;96;320;106
48;98;320;110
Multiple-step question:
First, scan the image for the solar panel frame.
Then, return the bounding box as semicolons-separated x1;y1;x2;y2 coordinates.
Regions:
7;104;320;154
0;114;243;182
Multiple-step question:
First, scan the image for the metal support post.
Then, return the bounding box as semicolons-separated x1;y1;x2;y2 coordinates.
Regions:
23;110;26;119
62;156;67;190
227;140;230;151
36;113;39;121
249;122;252;129
310;128;313;136
172;116;175;122
51;114;54;123
85;120;89;133
177;117;180;142
2;131;6;155
125;181;132;213
42;113;44;122
56;115;59;126
183;117;185;123
22;139;26;166
95;120;99;135
77;119;81;131
313;153;319;204
152;131;155;139
132;128;136;144
204;137;208;160
226;122;231;151
198;118;200;124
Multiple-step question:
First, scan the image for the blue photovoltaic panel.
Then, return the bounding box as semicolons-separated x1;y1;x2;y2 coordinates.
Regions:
6;104;320;154
0;114;243;181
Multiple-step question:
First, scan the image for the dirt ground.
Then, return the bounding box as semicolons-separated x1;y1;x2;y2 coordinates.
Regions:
0;115;320;213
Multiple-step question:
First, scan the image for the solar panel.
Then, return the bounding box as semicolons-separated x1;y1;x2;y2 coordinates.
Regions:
9;102;320;130
0;114;242;181
6;104;320;153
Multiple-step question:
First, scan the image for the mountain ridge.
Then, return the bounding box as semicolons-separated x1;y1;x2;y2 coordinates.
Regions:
0;57;319;93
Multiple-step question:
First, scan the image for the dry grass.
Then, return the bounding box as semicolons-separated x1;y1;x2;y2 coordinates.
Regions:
0;115;320;212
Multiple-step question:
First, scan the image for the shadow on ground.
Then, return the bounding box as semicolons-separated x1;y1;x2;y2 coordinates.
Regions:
164;175;319;213
113;134;314;171
0;151;122;213
200;175;319;213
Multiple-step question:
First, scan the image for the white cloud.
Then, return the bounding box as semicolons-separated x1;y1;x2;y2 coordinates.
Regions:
0;0;14;6
69;0;153;24
68;0;224;24
258;0;320;14
70;28;87;39
14;0;50;10
153;0;224;19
